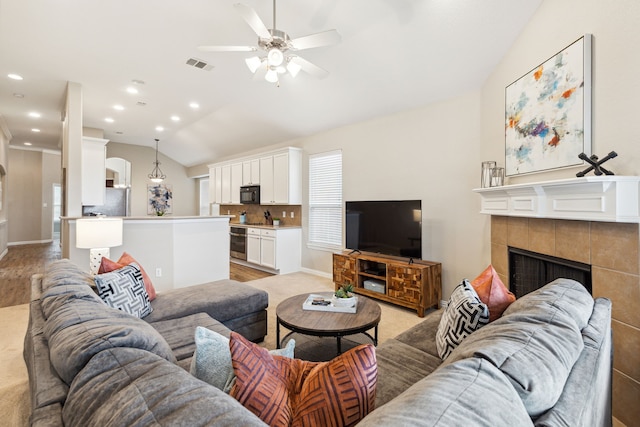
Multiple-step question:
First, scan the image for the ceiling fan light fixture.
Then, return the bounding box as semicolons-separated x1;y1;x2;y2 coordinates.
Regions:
267;48;284;66
245;56;262;74
265;68;279;83
286;60;302;77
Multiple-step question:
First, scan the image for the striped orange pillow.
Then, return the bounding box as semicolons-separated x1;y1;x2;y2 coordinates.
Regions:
229;332;377;426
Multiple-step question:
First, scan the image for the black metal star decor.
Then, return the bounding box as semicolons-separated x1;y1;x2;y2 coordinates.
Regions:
576;151;618;177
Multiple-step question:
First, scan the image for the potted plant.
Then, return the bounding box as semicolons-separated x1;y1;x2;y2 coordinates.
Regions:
272;217;280;226
332;283;356;307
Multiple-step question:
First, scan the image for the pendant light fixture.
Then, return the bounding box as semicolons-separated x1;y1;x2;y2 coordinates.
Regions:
148;138;166;183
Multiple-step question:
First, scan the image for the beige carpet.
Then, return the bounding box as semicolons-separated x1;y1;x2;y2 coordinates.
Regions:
0;271;428;425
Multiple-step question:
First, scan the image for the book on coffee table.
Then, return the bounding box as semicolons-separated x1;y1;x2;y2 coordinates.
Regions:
302;294;358;314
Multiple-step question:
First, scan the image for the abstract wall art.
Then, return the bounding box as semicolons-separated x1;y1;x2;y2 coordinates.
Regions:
147;184;173;215
505;34;592;176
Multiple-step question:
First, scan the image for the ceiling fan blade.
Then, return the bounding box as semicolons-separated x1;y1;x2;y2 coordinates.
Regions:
198;45;257;52
290;29;341;51
234;3;271;39
290;56;329;79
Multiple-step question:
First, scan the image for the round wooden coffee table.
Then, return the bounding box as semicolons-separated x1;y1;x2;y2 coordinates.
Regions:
276;292;381;354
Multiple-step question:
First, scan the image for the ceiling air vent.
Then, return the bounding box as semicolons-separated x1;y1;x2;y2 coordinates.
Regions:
186;57;214;71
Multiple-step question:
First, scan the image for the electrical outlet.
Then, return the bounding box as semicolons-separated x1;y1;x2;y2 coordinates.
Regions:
282;211;286;218
440;300;448;309
155;268;162;277
290;211;294;218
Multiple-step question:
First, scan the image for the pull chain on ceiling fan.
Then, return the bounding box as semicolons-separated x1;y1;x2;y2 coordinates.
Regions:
198;0;341;85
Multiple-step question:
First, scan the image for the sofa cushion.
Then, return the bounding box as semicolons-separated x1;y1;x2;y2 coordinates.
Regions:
471;264;515;322
436;280;489;359
374;338;443;407
393;309;442;359
143;279;268;323
534;298;612;427
41;259;96;294
150;312;229;362
99;252;157;301
358;357;534;427
189;326;295;393
63;347;267;427
441;278;594;418
44;296;175;385
95;263;153;318
229;332;377;427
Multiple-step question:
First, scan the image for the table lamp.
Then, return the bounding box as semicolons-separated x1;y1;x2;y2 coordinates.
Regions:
76;217;123;274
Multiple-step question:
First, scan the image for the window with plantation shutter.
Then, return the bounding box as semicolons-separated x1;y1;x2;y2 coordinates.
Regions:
308;150;342;250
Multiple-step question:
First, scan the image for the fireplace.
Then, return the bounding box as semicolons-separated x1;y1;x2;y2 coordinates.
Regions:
508;247;592;298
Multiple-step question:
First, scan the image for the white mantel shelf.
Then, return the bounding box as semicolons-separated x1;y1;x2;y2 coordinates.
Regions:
473;176;640;223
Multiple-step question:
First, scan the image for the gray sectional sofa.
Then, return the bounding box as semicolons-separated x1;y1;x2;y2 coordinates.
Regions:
24;258;612;426
23;259;269;426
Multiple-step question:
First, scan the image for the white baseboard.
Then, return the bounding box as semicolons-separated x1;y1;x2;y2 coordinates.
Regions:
0;248;7;261
8;239;53;246
299;267;332;279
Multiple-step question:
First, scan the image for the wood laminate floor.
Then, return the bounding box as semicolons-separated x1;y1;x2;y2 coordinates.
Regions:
0;242;271;308
0;241;62;308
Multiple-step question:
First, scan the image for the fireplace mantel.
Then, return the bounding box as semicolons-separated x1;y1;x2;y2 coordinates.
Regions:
473;176;640;223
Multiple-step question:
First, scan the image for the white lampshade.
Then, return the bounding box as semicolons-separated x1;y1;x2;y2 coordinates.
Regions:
76;217;123;275
267;48;284;66
76;217;123;249
265;68;279;83
286;60;302;78
245;56;262;74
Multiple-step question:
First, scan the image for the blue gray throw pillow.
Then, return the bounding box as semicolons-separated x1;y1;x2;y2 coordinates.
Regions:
190;326;295;393
436;280;489;359
94;263;152;318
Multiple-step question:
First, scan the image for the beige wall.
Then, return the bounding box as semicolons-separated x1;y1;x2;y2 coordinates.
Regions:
106;142;198;217
7;148;61;244
299;91;486;297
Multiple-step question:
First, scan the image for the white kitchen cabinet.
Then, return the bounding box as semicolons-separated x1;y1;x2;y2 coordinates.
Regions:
259;148;302;205
259;156;275;204
81;136;109;206
259;229;276;269
247;228;261;265
243;227;301;274
230;162;242;204
214;167;222;204
242;159;260;185
208;146;301;206
221;165;231;203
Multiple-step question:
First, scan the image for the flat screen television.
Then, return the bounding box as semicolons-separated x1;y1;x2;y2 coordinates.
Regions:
345;200;422;259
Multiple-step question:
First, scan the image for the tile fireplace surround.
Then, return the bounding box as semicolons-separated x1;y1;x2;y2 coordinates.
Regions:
475;176;640;426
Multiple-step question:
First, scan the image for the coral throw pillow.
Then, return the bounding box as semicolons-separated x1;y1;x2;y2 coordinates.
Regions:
99;252;157;300
471;265;515;322
229;332;377;427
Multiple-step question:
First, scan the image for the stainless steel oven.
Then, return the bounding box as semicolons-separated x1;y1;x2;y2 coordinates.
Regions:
230;226;247;260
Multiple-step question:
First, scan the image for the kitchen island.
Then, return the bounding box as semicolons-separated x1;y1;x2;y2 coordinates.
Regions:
61;216;232;291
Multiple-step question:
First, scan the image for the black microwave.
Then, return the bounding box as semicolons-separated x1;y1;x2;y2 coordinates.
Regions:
240;185;260;204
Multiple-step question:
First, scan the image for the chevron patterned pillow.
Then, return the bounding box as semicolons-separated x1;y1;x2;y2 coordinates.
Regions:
229;331;377;427
436;280;489;359
95;263;153;318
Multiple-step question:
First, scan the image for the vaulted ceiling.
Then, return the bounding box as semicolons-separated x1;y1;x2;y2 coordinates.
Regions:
0;0;541;167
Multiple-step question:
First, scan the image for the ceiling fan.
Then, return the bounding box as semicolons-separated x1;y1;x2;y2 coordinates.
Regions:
198;0;341;85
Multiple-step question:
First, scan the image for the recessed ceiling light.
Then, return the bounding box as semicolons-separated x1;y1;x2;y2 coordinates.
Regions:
126;87;138;94
31;128;41;133
105;117;114;123
170;115;180;122
113;105;124;111
28;112;41;118
189;102;200;109
155;126;165;132
8;73;23;80
23;142;32;146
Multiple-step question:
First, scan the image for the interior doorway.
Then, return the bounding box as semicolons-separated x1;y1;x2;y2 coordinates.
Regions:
52;184;61;242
